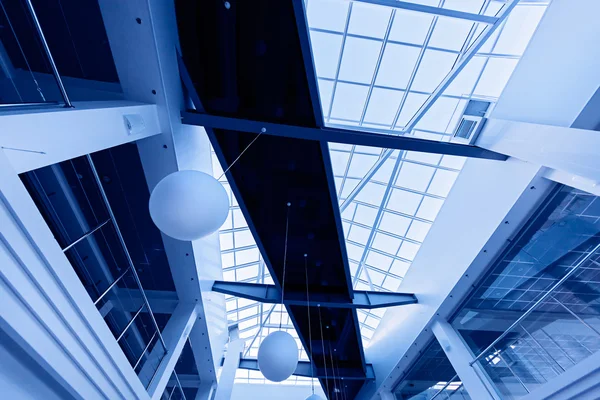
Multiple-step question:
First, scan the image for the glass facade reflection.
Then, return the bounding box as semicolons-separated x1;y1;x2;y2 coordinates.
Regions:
393;340;471;400
451;186;600;399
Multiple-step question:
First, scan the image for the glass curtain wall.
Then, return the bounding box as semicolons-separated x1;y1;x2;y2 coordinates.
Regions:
0;0;122;106
451;186;600;399
393;339;471;400
21;146;175;389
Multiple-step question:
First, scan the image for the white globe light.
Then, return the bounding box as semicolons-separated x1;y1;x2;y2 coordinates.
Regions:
149;170;229;241
257;331;299;382
306;394;323;400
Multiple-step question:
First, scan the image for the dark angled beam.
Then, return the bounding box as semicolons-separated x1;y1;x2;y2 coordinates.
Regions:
181;112;508;161
177;362;375;386
237;359;375;380
353;0;498;24
212;281;417;309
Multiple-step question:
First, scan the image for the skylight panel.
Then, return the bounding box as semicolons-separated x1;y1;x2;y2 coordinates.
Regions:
395;162;436;192
364;88;405;125
411;49;458;93
395;92;428;128
330;82;370;120
339;37;383;84
389;9;434;45
306;0;349;32
414;96;460;132
348;2;392;39
310;31;343;79
428;17;474;51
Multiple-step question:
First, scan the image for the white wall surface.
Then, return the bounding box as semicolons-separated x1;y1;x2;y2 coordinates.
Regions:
0;330;70;400
356;157;554;400
230;383;326;400
0;150;150;399
0;101;160;174
490;0;600;127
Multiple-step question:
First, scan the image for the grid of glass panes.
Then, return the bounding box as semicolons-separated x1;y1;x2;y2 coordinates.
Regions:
309;0;549;342
392;339;469;399
307;0;548;137
334;148;465;342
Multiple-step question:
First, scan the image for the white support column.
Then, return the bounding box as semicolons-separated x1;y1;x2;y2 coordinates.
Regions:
0;150;150;399
477;119;600;186
143;302;197;399
98;0;228;392
0;101;160;173
432;320;497;400
213;328;244;400
379;390;395;400
196;382;217;400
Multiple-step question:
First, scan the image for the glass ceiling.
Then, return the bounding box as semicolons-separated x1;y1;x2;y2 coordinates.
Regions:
211;0;549;384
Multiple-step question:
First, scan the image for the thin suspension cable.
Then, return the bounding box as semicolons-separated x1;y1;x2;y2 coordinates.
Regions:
329;342;339;400
318;306;330;395
218;131;262;180
279;202;291;330
334;356;346;400
305;254;315;394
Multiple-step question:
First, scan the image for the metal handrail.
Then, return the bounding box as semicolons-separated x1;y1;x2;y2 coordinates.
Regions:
133;331;158;370
93;266;131;306
86;154;167;349
429;374;459;400
470;242;600;365
62;218;111;252
116;303;145;342
23;0;73;107
172;371;188;400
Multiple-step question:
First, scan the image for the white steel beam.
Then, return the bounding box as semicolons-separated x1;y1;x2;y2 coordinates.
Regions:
432;320;497;400
98;0;228;393
478;120;600;185
0;101;160;173
214;328;244;400
144;302;197;399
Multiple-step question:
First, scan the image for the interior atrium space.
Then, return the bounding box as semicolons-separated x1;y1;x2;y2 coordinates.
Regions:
1;0;600;399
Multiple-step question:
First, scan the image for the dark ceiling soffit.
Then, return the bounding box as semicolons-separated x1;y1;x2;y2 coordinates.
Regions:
212;281;417;309
182;112;508;160
291;0;324;128
232;359;376;380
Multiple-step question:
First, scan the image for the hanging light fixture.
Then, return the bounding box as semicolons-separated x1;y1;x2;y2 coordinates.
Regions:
258;203;299;382
149;129;263;242
149;170;229;241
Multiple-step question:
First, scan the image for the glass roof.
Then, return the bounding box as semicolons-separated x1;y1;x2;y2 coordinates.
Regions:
309;0;548;341
211;0;549;378
309;0;548;137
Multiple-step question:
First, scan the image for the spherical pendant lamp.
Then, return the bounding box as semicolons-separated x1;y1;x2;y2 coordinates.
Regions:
306;394;324;400
257;330;299;382
149;170;229;241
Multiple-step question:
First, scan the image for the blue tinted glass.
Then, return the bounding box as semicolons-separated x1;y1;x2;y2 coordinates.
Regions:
393;340;471;400
451;186;600;399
